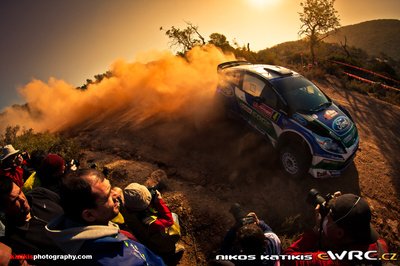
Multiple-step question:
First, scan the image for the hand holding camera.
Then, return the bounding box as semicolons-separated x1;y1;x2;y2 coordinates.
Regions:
230;203;258;227
245;212;259;225
307;189;342;244
147;186;162;202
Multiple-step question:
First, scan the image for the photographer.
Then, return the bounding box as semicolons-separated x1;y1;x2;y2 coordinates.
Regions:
0;145;30;188
217;204;281;266
284;191;388;265
121;182;184;263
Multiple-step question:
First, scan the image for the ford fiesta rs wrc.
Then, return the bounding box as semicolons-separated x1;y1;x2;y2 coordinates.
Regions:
215;61;359;178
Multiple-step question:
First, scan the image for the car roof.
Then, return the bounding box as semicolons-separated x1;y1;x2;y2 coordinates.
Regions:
220;61;299;80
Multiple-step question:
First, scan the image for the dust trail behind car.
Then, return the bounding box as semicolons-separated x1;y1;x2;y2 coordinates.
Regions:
0;46;233;133
0;45;274;182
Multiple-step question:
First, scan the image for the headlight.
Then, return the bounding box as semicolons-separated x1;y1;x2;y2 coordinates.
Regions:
315;135;345;154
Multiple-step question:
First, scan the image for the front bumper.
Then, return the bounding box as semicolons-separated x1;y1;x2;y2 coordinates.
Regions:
309;140;359;178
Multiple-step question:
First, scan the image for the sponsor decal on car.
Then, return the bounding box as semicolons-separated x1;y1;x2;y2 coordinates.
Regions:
316;170;341;178
324;109;338;120
253;102;273;117
343;127;356;144
332;116;351;133
317;171;329;178
253;111;270;126
329;170;341;176
239;102;253;114
272;112;281;122
253;102;281;122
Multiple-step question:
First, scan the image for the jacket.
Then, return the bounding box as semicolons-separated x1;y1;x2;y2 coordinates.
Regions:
46;215;165;266
0;166;24;187
3;187;64;255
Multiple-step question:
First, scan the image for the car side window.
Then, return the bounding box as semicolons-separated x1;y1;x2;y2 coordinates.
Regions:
219;70;243;88
242;73;264;97
217;70;243;97
261;85;278;109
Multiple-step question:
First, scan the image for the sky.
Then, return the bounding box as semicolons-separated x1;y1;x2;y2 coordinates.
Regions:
1;0;399;111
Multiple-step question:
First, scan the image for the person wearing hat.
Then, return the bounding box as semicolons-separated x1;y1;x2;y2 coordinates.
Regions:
36;153;66;194
123;183;174;231
284;193;388;265
0;144;27;187
122;183;184;263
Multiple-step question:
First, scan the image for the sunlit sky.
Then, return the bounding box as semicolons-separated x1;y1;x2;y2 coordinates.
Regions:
1;0;399;110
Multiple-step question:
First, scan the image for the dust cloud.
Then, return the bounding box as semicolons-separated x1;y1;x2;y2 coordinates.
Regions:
0;45;235;133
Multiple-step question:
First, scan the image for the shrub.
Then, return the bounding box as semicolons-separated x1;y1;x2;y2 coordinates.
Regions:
301;65;327;81
344;79;371;95
0;126;81;162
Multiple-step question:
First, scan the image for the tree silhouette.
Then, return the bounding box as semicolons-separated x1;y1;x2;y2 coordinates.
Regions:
78;71;113;90
208;33;234;52
160;22;205;55
299;0;340;64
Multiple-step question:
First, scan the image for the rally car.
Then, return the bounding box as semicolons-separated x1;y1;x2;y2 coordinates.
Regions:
215;61;359;178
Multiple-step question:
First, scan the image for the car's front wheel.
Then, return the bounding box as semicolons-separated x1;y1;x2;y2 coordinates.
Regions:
279;145;310;178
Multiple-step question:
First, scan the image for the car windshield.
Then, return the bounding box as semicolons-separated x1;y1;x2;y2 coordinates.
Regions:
271;76;330;113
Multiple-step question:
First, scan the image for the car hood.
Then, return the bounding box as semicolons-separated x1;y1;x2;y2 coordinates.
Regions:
292;104;358;148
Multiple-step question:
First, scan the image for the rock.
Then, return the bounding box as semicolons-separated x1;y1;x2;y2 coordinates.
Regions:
145;169;168;188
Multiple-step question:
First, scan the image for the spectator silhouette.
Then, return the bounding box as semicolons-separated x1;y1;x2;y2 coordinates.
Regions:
0;176;64;265
284;193;388;265
0;145;28;187
36;153;66;194
214;204;281;266
122;182;184;264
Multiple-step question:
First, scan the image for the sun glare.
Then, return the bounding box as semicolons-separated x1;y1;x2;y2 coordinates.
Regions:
249;0;279;8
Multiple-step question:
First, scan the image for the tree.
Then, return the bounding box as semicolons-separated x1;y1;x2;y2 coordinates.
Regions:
208;33;233;52
299;0;340;63
78;71;113;90
160;22;205;55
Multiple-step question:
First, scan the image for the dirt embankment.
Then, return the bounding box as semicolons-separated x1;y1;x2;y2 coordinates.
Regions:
68;76;400;265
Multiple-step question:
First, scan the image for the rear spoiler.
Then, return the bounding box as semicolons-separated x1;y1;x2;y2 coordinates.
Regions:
217;61;251;72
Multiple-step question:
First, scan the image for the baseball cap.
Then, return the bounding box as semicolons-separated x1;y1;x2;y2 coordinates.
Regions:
330;194;379;243
123;183;152;212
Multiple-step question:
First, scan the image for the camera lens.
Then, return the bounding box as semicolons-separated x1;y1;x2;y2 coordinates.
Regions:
230;203;246;223
306;188;326;207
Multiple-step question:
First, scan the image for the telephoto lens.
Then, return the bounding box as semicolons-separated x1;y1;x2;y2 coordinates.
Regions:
230;203;246;223
306;188;332;216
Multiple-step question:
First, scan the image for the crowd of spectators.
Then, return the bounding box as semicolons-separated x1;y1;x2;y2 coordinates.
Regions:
0;144;389;266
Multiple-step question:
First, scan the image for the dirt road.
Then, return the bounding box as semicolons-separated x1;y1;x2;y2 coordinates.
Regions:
69;75;400;265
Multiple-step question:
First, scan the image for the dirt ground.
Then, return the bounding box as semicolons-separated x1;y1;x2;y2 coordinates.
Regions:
67;75;400;265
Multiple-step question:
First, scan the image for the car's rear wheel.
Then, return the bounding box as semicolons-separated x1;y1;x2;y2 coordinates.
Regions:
279;145;310;178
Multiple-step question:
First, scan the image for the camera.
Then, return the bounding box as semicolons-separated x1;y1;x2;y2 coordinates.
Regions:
306;188;334;217
230;203;256;226
147;186;158;201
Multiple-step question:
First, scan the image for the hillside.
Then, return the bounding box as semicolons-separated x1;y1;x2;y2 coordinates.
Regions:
325;19;400;60
67;74;400;265
1;39;399;265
